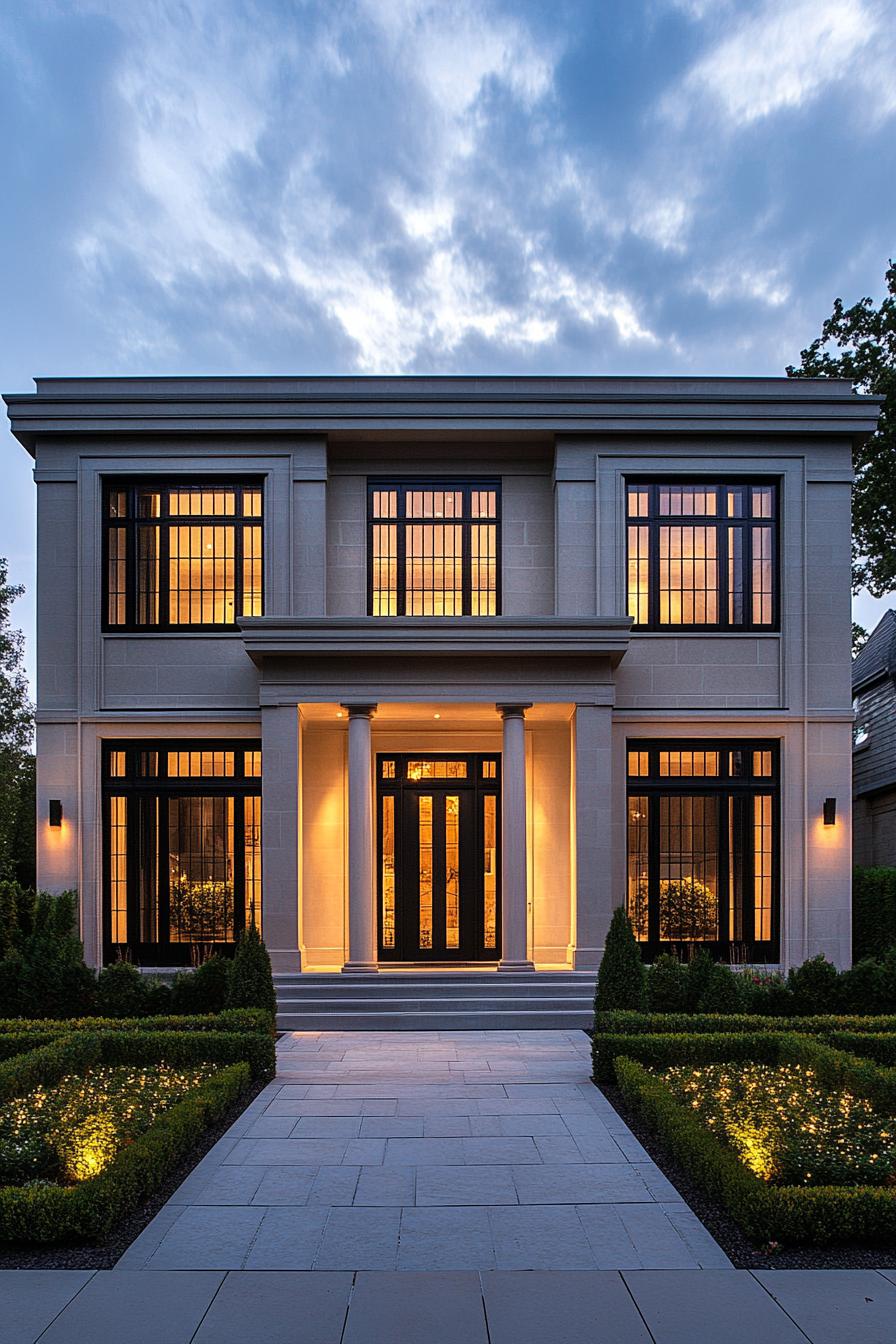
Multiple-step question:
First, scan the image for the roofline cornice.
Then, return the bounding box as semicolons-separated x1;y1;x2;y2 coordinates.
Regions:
3;375;883;454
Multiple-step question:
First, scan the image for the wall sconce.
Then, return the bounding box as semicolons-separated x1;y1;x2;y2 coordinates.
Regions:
823;797;837;827
49;799;63;828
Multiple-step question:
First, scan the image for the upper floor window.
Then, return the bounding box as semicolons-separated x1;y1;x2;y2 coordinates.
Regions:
368;481;500;616
626;481;777;631
104;482;263;631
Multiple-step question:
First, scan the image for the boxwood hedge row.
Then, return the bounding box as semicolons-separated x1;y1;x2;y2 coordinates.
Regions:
615;1050;896;1245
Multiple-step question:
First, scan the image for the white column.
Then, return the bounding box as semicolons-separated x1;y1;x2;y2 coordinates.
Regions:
498;703;534;971
342;703;378;973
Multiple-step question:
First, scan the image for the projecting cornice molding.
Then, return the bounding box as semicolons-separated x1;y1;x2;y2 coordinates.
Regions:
238;615;633;666
3;375;883;452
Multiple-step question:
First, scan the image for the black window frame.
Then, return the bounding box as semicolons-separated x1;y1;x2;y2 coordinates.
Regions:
367;478;502;617
625;479;779;632
102;478;264;633
101;738;262;966
626;738;780;963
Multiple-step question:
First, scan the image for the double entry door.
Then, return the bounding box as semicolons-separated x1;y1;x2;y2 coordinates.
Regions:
377;753;501;961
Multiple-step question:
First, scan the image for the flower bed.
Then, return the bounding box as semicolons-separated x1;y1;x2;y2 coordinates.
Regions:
0;1024;274;1243
611;1034;896;1244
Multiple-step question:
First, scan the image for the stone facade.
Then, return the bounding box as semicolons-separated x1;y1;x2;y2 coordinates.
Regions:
3;376;881;973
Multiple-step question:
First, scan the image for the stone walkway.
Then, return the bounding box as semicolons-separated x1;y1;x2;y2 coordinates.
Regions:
119;1029;727;1272
2;1031;895;1341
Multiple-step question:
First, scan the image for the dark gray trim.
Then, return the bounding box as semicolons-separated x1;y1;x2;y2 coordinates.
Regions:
4;375;883;452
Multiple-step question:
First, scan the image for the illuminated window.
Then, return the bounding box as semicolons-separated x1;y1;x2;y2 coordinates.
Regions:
103;482;263;629
626;740;779;958
407;759;468;780
482;760;497;779
626;482;777;630
369;482;500;616
102;741;261;963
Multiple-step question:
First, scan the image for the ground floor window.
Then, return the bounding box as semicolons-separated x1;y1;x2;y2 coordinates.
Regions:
626;740;779;961
103;741;261;965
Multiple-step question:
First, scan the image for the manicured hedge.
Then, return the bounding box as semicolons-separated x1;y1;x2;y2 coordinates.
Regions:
615;1047;896;1245
0;1007;272;1036
595;1010;896;1036
0;1026;274;1242
594;1028;896;1108
0;1032;58;1061
0;1063;250;1242
853;867;896;961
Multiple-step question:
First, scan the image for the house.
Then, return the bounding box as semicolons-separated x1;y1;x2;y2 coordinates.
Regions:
853;609;896;868
3;376;881;996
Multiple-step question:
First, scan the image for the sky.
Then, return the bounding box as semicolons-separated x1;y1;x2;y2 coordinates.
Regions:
1;0;895;690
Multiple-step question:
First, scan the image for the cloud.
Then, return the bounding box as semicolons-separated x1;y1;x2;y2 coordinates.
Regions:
668;0;893;127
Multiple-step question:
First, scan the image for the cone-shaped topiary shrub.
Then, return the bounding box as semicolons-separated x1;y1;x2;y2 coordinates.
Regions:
595;907;646;1014
226;924;276;1021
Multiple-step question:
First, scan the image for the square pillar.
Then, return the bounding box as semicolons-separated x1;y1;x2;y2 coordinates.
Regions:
571;702;614;970
261;703;302;973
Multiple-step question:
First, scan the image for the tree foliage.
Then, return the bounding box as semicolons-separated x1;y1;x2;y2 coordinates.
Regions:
787;260;896;596
0;558;34;882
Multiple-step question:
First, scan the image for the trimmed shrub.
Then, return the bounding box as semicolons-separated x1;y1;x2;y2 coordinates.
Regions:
740;971;793;1016
853;866;896;961
595;908;646;1014
96;961;150;1019
788;954;839;1016
0;1007;272;1036
0;1021;274;1242
171;956;232;1015
15;891;96;1019
614;1054;896;1245
838;959;891;1015
684;947;715;1012
143;977;174;1015
226;925;276;1020
593;1009;896;1036
646;954;689;1013
698;963;745;1015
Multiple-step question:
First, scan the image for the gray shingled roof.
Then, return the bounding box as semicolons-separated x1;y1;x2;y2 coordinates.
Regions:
853;609;896;693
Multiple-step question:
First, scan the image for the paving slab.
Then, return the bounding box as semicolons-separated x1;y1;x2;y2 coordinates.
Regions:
623;1269;808;1343
488;1205;596;1269
416;1163;518;1206
243;1207;330;1269
0;1270;95;1344
191;1271;353;1344
397;1207;496;1270
37;1271;223;1344
342;1271;489;1344
314;1207;401;1269
481;1270;653;1343
754;1269;896;1344
146;1207;264;1270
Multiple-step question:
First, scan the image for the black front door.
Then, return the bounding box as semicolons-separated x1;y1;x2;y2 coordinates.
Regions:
377;753;501;961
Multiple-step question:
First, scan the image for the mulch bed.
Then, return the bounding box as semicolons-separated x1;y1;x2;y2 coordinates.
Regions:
0;1077;267;1270
598;1080;896;1269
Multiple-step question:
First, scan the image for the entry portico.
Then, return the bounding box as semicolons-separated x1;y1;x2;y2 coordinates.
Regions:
245;615;630;974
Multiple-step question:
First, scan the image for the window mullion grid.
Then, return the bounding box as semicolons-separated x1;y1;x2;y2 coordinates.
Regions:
649;485;660;629
397;487;408;616
647;789;661;949
234;502;244;622
461;488;472;615
159;496;172;631
234;795;247;939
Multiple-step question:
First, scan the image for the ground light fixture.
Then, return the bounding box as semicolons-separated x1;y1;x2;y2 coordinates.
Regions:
823;797;837;827
49;799;63;827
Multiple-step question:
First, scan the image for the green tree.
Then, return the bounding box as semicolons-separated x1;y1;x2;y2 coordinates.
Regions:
787;260;895;596
594;906;646;1014
0;559;34;881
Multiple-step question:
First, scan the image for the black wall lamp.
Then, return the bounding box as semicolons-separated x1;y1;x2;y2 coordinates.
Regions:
822;797;837;827
48;799;63;828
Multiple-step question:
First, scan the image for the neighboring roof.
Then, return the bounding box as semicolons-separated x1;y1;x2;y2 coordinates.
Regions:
2;375;884;454
853;609;896;694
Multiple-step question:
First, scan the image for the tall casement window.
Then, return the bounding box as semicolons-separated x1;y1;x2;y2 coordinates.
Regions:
626;482;777;630
104;482;263;631
368;481;500;615
626;741;779;961
102;742;262;965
